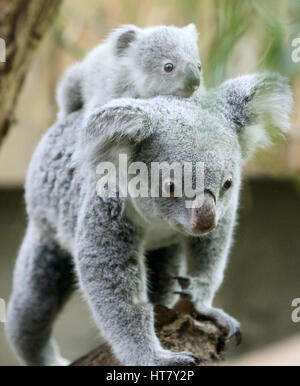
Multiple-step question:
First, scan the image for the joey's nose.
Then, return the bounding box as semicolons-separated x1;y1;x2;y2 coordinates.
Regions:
190;191;217;235
184;63;200;93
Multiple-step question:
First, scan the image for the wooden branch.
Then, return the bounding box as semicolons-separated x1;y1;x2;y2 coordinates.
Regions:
71;301;228;366
0;0;62;146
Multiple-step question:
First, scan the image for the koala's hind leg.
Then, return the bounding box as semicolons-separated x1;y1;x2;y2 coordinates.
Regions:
6;222;75;366
147;244;186;308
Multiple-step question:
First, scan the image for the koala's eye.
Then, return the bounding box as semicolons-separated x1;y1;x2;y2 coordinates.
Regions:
163;180;176;197
164;63;174;73
222;177;233;191
197;63;202;71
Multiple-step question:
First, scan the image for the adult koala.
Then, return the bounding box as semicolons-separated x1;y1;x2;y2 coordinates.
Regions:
6;73;292;366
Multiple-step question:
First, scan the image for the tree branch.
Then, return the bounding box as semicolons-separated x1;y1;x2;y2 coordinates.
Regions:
71;301;228;366
0;0;62;146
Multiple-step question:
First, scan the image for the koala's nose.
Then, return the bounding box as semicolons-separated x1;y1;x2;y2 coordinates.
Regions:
190;190;217;235
184;63;200;93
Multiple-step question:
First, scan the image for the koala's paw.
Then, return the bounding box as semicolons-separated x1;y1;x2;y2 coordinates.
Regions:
173;275;193;301
196;306;242;345
150;349;202;366
173;276;242;345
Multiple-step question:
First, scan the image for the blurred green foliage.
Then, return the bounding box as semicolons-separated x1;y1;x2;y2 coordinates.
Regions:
206;0;300;86
53;0;300;86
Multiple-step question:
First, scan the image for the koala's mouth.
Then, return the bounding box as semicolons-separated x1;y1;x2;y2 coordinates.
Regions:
184;227;215;237
174;89;195;98
169;219;214;237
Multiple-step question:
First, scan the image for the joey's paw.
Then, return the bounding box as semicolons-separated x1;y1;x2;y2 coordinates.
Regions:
151;349;202;366
196;306;242;345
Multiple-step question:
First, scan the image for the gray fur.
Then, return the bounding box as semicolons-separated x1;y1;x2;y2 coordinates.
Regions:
56;24;203;119
6;72;292;365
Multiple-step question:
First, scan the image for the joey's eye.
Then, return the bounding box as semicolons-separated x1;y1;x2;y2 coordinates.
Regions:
164;63;174;73
197;63;202;71
163;180;176;197
223;177;233;191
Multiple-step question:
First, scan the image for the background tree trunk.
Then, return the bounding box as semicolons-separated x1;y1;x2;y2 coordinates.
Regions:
71;301;229;366
0;0;62;146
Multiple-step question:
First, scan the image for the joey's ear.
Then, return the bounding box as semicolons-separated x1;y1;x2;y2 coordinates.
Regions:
184;23;199;41
217;72;293;160
81;100;154;168
110;25;141;56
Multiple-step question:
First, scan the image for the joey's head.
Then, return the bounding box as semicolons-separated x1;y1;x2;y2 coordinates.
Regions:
111;24;203;98
81;72;293;236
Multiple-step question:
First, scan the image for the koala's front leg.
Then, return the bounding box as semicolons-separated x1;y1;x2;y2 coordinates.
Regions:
177;218;241;344
75;195;199;366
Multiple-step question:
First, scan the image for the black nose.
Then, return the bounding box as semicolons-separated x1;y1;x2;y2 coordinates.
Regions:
190;191;216;234
184;63;200;92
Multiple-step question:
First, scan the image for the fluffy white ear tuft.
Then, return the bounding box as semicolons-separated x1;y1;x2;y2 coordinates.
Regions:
217;72;294;160
250;73;293;134
184;23;199;41
237;123;272;161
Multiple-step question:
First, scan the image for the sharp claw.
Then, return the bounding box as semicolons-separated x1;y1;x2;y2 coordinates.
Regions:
192;354;204;365
227;327;242;345
234;329;242;346
174;276;190;289
173;291;193;300
178;352;204;365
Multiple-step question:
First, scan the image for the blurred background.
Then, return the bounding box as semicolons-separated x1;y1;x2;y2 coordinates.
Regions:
0;0;300;365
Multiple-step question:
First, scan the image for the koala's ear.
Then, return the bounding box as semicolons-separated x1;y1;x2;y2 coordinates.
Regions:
184;23;199;41
110;25;141;56
82;100;154;168
217;72;293;160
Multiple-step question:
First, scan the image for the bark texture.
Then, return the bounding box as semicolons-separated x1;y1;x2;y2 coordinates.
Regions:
71;301;228;366
0;0;62;146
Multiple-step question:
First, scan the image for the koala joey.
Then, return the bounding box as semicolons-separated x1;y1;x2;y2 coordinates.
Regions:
6;73;292;366
56;24;203;119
